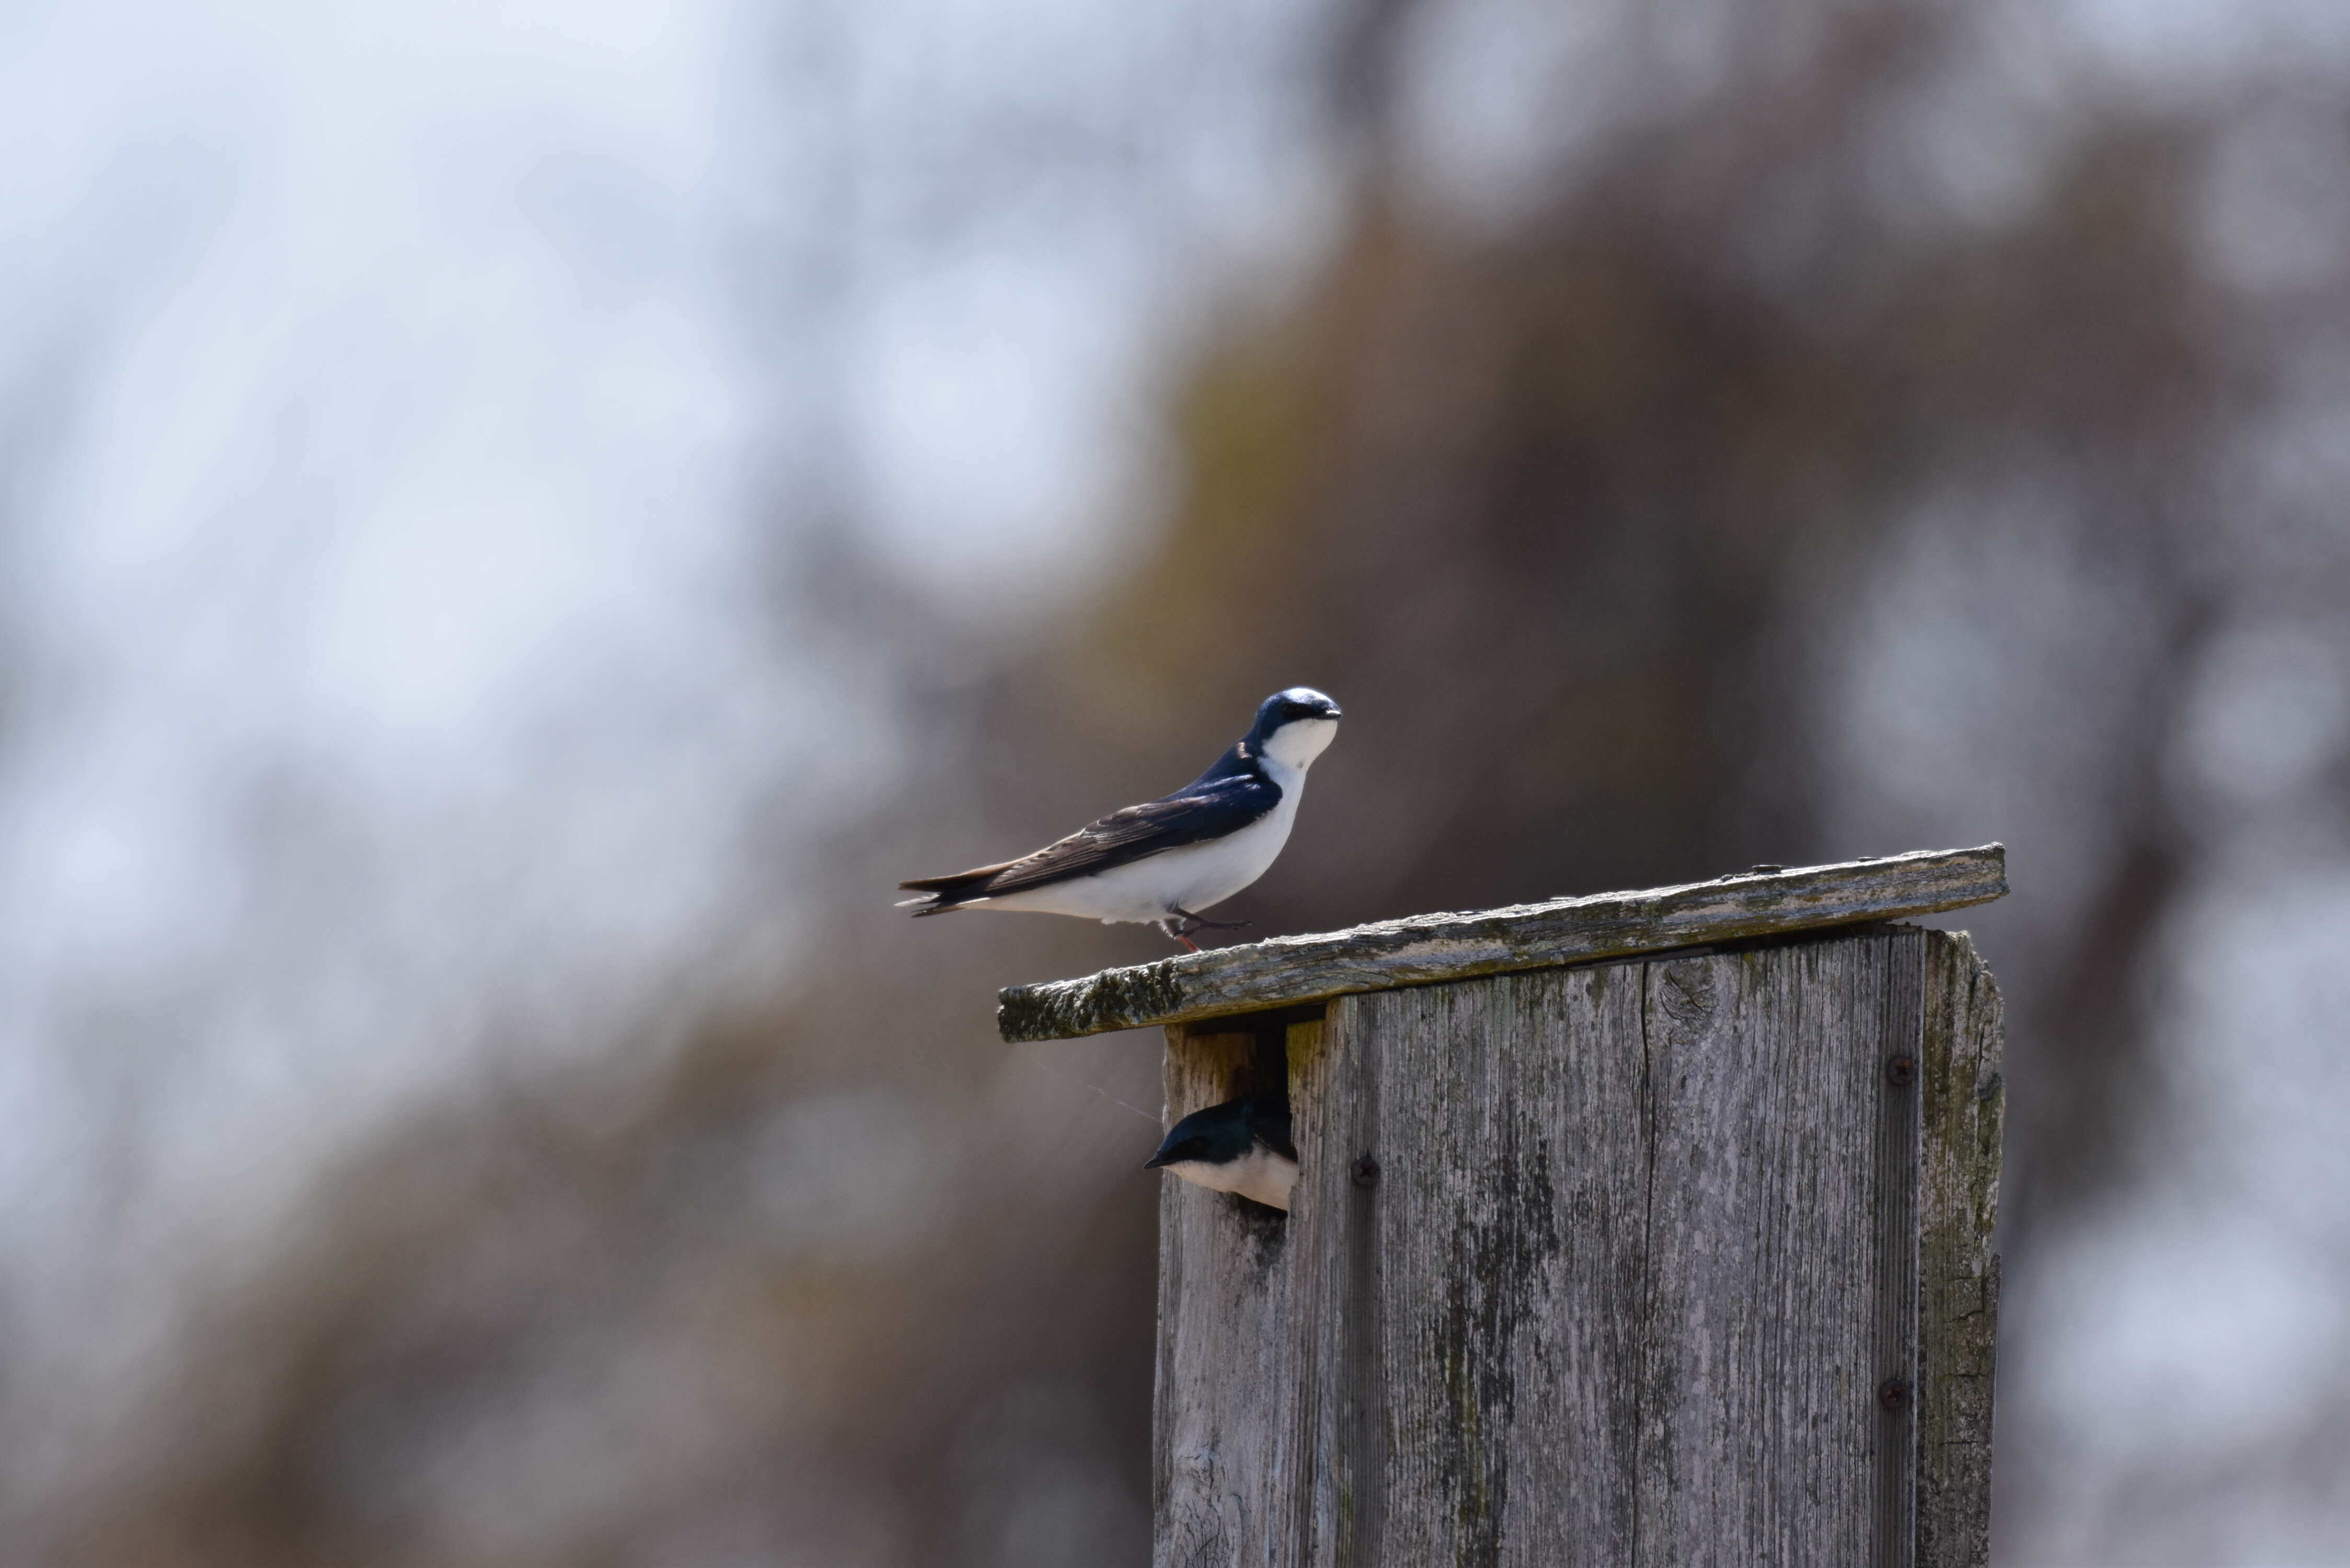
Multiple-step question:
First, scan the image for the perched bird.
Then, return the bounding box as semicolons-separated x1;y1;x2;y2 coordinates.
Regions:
1145;1093;1298;1211
896;687;1341;949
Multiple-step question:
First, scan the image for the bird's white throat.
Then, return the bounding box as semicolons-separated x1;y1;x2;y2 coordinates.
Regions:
1159;1144;1299;1212
1261;716;1338;774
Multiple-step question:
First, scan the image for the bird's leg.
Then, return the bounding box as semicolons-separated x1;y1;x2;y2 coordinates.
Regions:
1170;905;1253;933
1159;917;1203;953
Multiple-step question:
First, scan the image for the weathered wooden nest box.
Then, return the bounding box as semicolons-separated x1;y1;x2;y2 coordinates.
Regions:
1001;845;2008;1568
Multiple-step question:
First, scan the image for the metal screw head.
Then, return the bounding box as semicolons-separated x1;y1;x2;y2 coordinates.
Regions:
1886;1055;1918;1088
1878;1378;1910;1413
1351;1156;1381;1187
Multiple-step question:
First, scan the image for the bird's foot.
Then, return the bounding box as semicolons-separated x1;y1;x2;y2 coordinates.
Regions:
1170;906;1253;935
1162;908;1251;952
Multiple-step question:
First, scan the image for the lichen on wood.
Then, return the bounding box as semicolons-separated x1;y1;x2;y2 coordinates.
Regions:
1001;843;2006;1043
1917;931;2004;1568
1152;924;1995;1564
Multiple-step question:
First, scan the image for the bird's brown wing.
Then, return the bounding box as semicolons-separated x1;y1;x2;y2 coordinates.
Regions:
898;773;1277;912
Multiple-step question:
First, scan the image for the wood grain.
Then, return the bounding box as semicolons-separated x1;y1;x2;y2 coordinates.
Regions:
1873;938;1925;1568
1916;932;2004;1568
1320;964;1649;1567
1000;844;2005;1043
1156;1014;1317;1567
1152;927;1966;1565
1627;933;1918;1567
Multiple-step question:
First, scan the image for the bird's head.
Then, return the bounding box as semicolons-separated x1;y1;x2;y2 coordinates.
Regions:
1247;687;1341;771
1145;1095;1278;1174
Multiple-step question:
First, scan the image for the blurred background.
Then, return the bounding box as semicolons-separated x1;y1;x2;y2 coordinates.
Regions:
4;0;2348;1562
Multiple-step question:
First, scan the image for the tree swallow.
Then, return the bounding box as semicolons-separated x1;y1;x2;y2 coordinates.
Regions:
896;687;1341;949
1145;1093;1298;1212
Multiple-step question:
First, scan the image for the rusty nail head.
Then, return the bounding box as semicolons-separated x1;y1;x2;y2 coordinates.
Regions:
1352;1156;1381;1187
1886;1055;1917;1088
1879;1378;1910;1412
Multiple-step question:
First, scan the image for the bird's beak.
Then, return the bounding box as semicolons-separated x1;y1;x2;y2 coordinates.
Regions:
1321;706;1342;720
1143;1153;1171;1169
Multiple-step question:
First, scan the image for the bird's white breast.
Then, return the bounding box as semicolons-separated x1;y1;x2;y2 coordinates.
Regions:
981;759;1307;924
1159;1144;1299;1211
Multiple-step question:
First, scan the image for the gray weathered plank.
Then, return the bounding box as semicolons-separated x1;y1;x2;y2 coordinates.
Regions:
1916;932;2004;1568
1000;844;2005;1042
1874;937;1926;1568
1154;928;1941;1565
1630;933;1918;1567
1319;965;1650;1567
1156;1016;1317;1568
